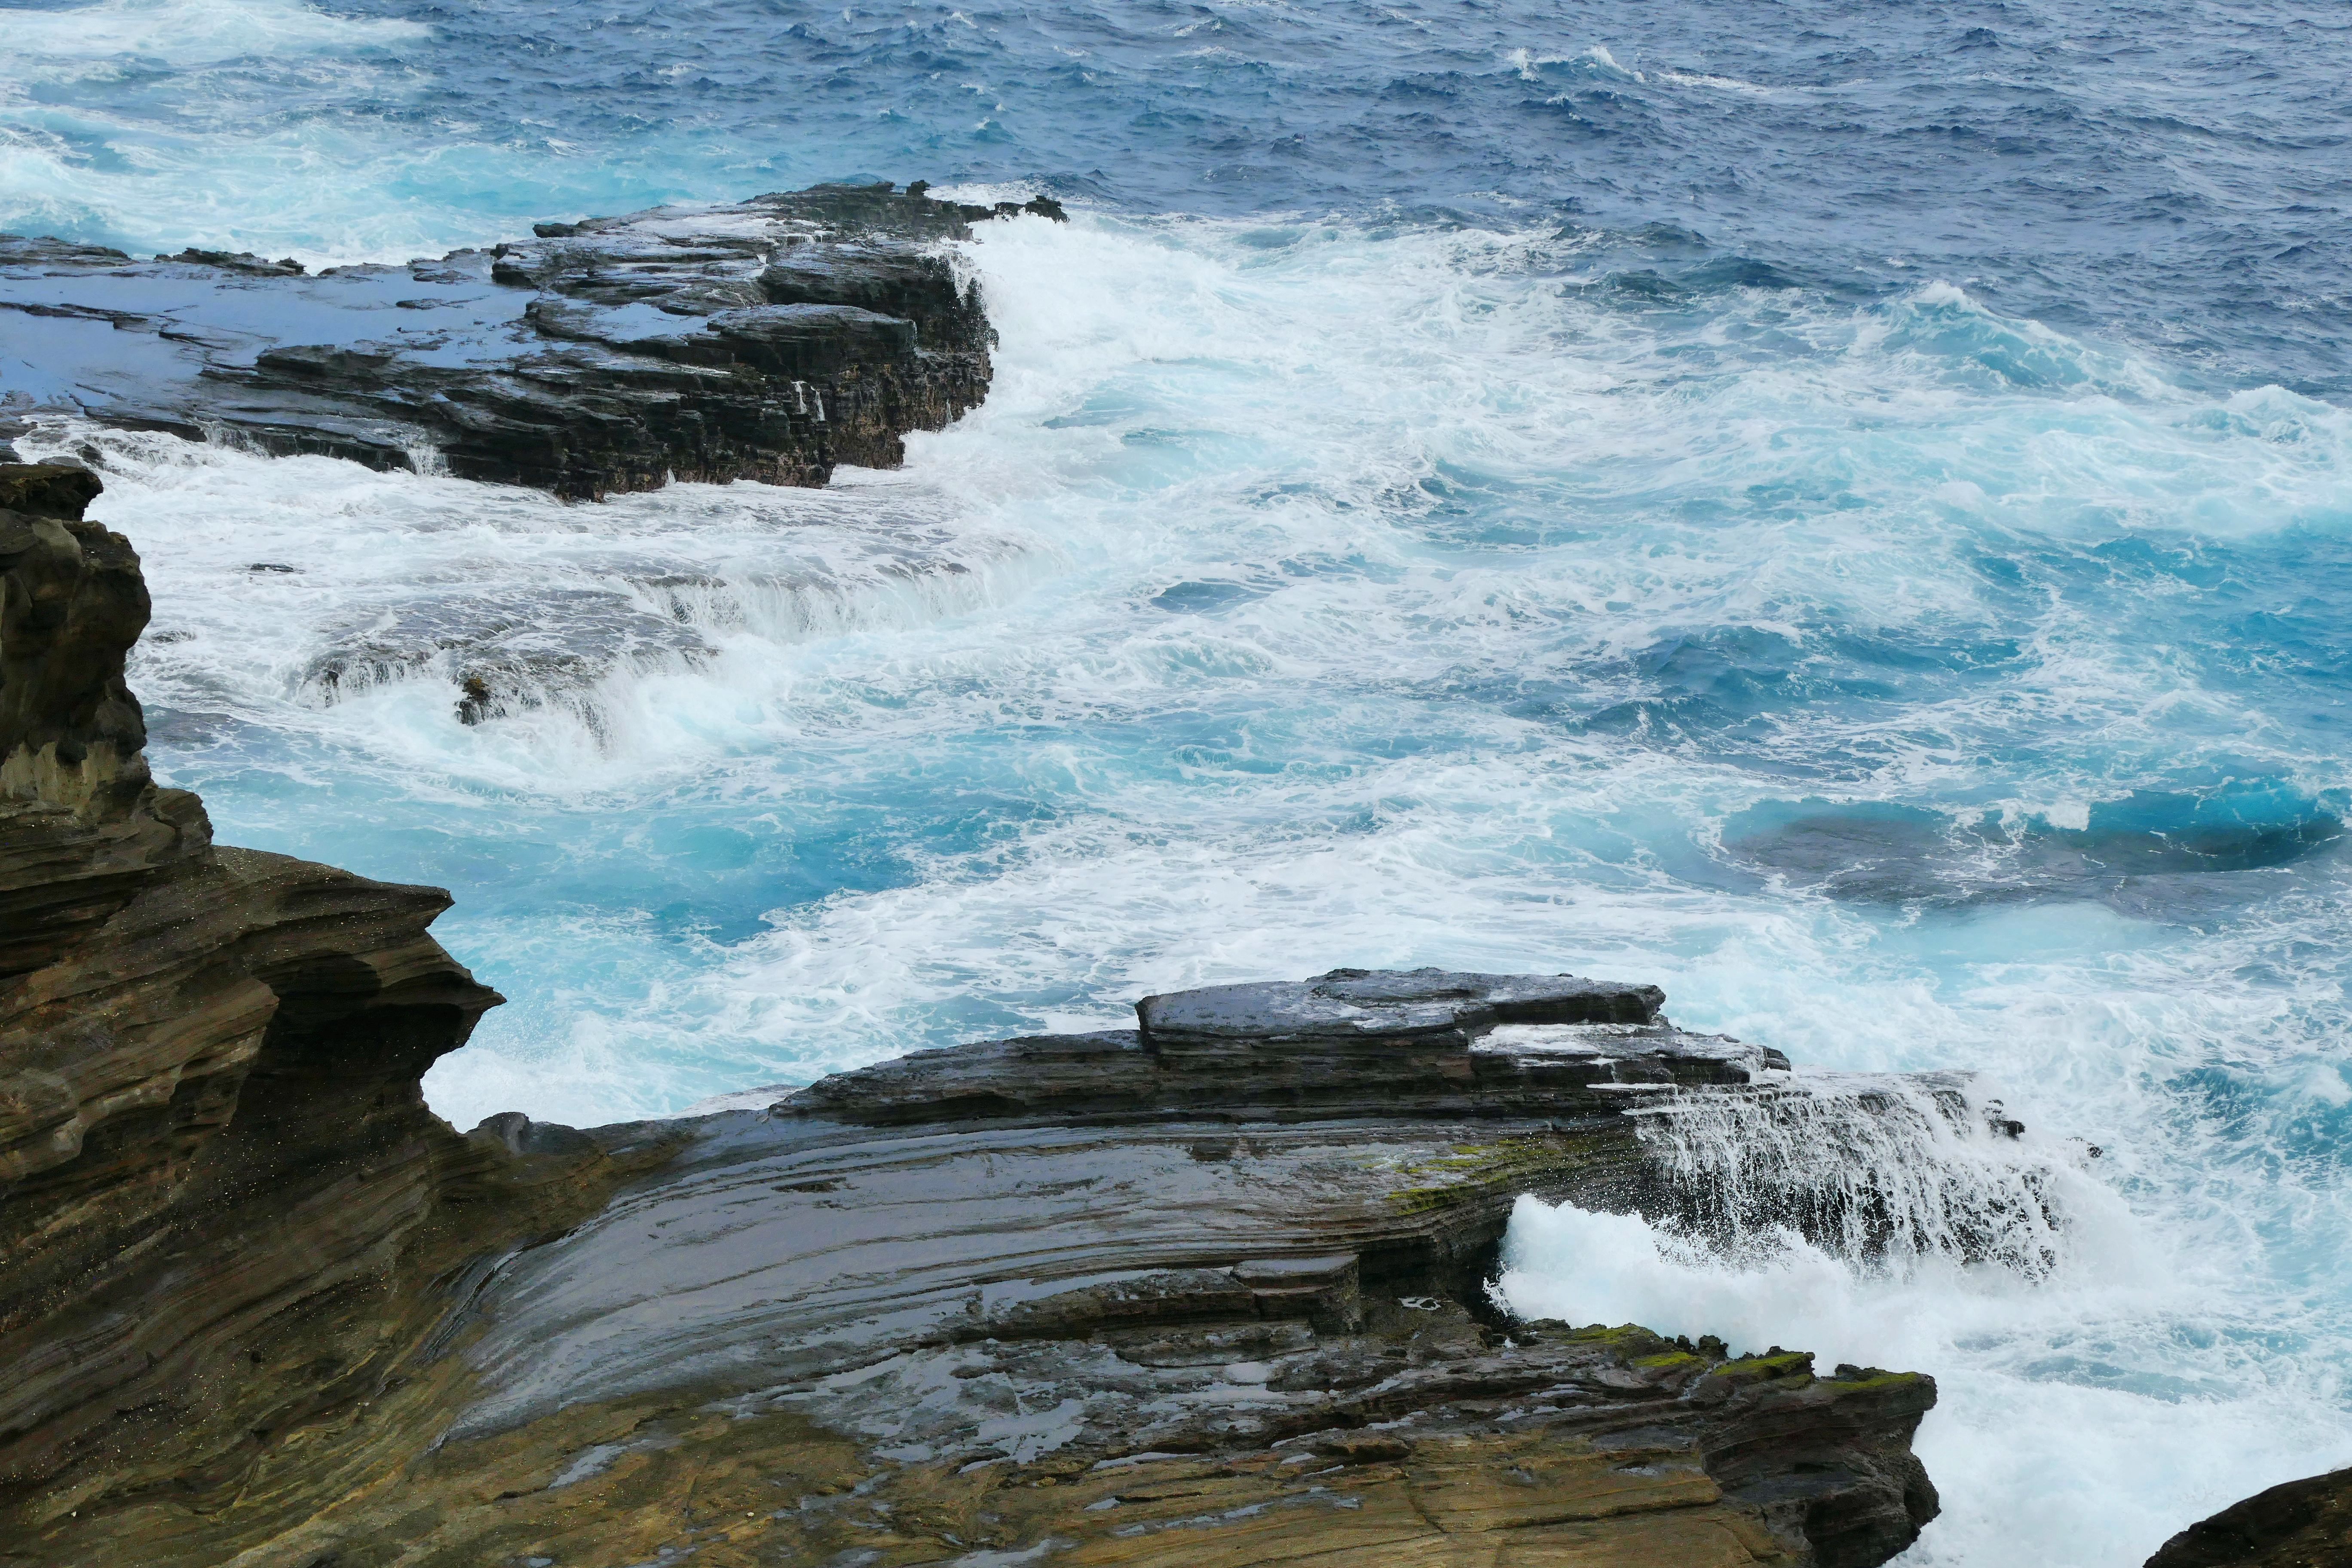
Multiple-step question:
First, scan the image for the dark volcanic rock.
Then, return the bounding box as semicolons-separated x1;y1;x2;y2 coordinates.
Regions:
155;248;306;276
2146;1466;2352;1568
1139;965;1667;1043
787;975;1777;1127
0;183;1028;499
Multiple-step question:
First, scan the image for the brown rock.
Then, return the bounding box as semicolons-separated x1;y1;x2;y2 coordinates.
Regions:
0;463;635;1537
0;466;101;521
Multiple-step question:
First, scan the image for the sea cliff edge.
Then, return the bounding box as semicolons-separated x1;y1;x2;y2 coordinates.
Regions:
0;458;1948;1566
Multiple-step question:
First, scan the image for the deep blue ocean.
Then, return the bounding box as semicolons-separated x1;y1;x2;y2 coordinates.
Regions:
5;1;2350;1561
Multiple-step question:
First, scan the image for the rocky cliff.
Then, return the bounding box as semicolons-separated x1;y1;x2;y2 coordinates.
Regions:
0;460;496;1506
0;184;1057;499
0;462;1942;1567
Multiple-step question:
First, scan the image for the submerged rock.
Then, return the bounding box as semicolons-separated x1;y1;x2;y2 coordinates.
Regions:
0;183;1022;499
0;464;1944;1566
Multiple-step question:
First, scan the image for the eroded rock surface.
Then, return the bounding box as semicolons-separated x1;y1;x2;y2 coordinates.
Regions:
2145;1466;2352;1568
420;1007;1936;1568
0;465;656;1550
1;464;1941;1567
0;184;1049;499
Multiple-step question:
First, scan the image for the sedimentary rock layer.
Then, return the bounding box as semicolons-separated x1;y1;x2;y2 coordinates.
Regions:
0;184;1054;499
0;466;1942;1567
427;983;1937;1568
0;461;515;1511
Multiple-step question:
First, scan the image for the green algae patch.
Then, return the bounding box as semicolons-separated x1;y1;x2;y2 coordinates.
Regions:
1826;1368;1932;1395
1712;1351;1816;1386
1560;1323;1674;1358
1383;1134;1619;1217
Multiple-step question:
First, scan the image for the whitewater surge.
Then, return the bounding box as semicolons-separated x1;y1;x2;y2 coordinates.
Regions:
43;212;2349;1125
1497;1067;2348;1565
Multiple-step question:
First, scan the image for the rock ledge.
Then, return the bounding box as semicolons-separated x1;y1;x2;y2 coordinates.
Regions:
2;465;1941;1567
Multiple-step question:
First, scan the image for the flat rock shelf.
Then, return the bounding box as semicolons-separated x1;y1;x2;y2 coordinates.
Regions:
0;482;1952;1561
0;184;1058;499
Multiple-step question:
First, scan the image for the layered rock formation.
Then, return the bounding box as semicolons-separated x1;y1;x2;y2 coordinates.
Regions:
0;462;1942;1566
420;978;1936;1568
0;460;516;1514
0;184;1056;499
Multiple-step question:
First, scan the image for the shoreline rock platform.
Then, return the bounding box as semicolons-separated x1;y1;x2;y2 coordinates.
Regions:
0;184;1060;499
0;461;1952;1565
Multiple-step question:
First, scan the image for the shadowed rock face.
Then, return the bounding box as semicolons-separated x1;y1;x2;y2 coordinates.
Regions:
0;184;1049;499
2145;1466;2352;1568
0;462;209;980
0;462;160;818
0;465;1942;1568
0;463;525;1522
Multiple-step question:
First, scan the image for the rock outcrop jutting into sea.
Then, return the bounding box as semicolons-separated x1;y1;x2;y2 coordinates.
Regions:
0;460;1951;1565
0;184;1059;498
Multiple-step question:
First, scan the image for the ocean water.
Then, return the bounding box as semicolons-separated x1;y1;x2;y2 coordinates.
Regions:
6;2;2351;1563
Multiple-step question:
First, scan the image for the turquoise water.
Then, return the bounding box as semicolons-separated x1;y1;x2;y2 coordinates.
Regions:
8;1;2352;1562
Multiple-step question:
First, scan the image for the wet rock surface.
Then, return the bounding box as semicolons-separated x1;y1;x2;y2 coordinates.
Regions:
0;184;1038;499
2;465;1940;1566
414;1066;1938;1568
787;971;1782;1130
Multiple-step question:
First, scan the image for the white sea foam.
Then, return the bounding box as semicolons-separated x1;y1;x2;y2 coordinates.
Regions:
22;423;1057;798
1657;69;1771;95
0;0;582;264
1492;913;2352;1564
1498;1193;2351;1566
0;0;426;65
1507;44;1641;84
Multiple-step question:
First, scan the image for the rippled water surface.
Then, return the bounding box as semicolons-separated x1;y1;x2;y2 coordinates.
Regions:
6;1;2352;1563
